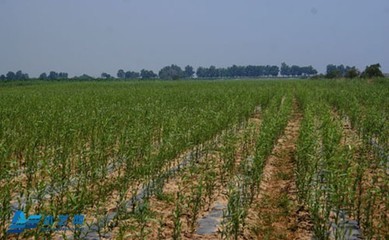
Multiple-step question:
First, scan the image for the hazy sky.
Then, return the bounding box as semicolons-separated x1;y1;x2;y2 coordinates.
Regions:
1;0;388;77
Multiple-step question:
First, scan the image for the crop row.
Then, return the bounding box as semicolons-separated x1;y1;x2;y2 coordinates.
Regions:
295;83;388;239
1;79;387;239
0;81;276;238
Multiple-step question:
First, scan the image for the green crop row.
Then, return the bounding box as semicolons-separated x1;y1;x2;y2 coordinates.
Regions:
295;80;388;239
0;81;276;238
0;79;387;239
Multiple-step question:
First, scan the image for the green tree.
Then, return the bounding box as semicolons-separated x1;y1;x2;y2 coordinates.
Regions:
208;66;218;78
326;64;358;78
58;72;68;79
16;70;23;80
125;71;140;79
6;71;16;81
48;71;59;80
345;67;360;78
73;74;94;80
196;67;206;78
140;69;157;79
337;64;346;76
361;63;384;78
39;72;48;80
326;64;341;78
290;65;302;77
280;62;291;76
269;65;280;77
184;65;194;78
12;70;29;80
117;69;125;79
101;72;113;79
300;66;317;76
159;65;184;80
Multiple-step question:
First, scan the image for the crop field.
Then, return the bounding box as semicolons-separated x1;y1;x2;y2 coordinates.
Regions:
0;79;388;239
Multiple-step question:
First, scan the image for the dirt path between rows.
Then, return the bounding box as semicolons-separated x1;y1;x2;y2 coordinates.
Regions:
243;102;312;240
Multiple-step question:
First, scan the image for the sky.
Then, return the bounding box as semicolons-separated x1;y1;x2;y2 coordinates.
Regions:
0;0;388;77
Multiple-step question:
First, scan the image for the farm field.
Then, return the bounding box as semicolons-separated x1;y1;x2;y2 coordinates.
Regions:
0;79;388;239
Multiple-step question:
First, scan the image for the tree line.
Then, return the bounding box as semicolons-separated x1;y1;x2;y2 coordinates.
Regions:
0;63;385;81
324;63;384;79
280;63;318;77
0;70;29;81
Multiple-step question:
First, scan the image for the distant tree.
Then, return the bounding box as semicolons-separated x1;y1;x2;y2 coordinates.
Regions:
125;71;140;79
198;66;209;78
16;70;23;80
290;65;302;77
12;70;29;80
196;67;206;78
231;65;247;77
195;64;282;79
326;64;337;76
257;66;265;77
39;72;48;80
208;66;218;78
73;74;94;80
337;64;346;76
184;65;195;78
326;64;358;78
58;72;68;79
361;63;384;78
301;66;318;76
0;74;6;81
159;65;184;80
48;71;58;80
245;65;255;77
101;72;113;79
345;67;360;78
280;62;291;77
229;65;239;78
6;71;16;81
326;64;342;78
236;65;246;77
140;69;157;79
281;63;317;77
117;69;125;79
307;66;318;76
45;71;67;80
269;65;279;77
219;68;228;78
326;69;341;78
